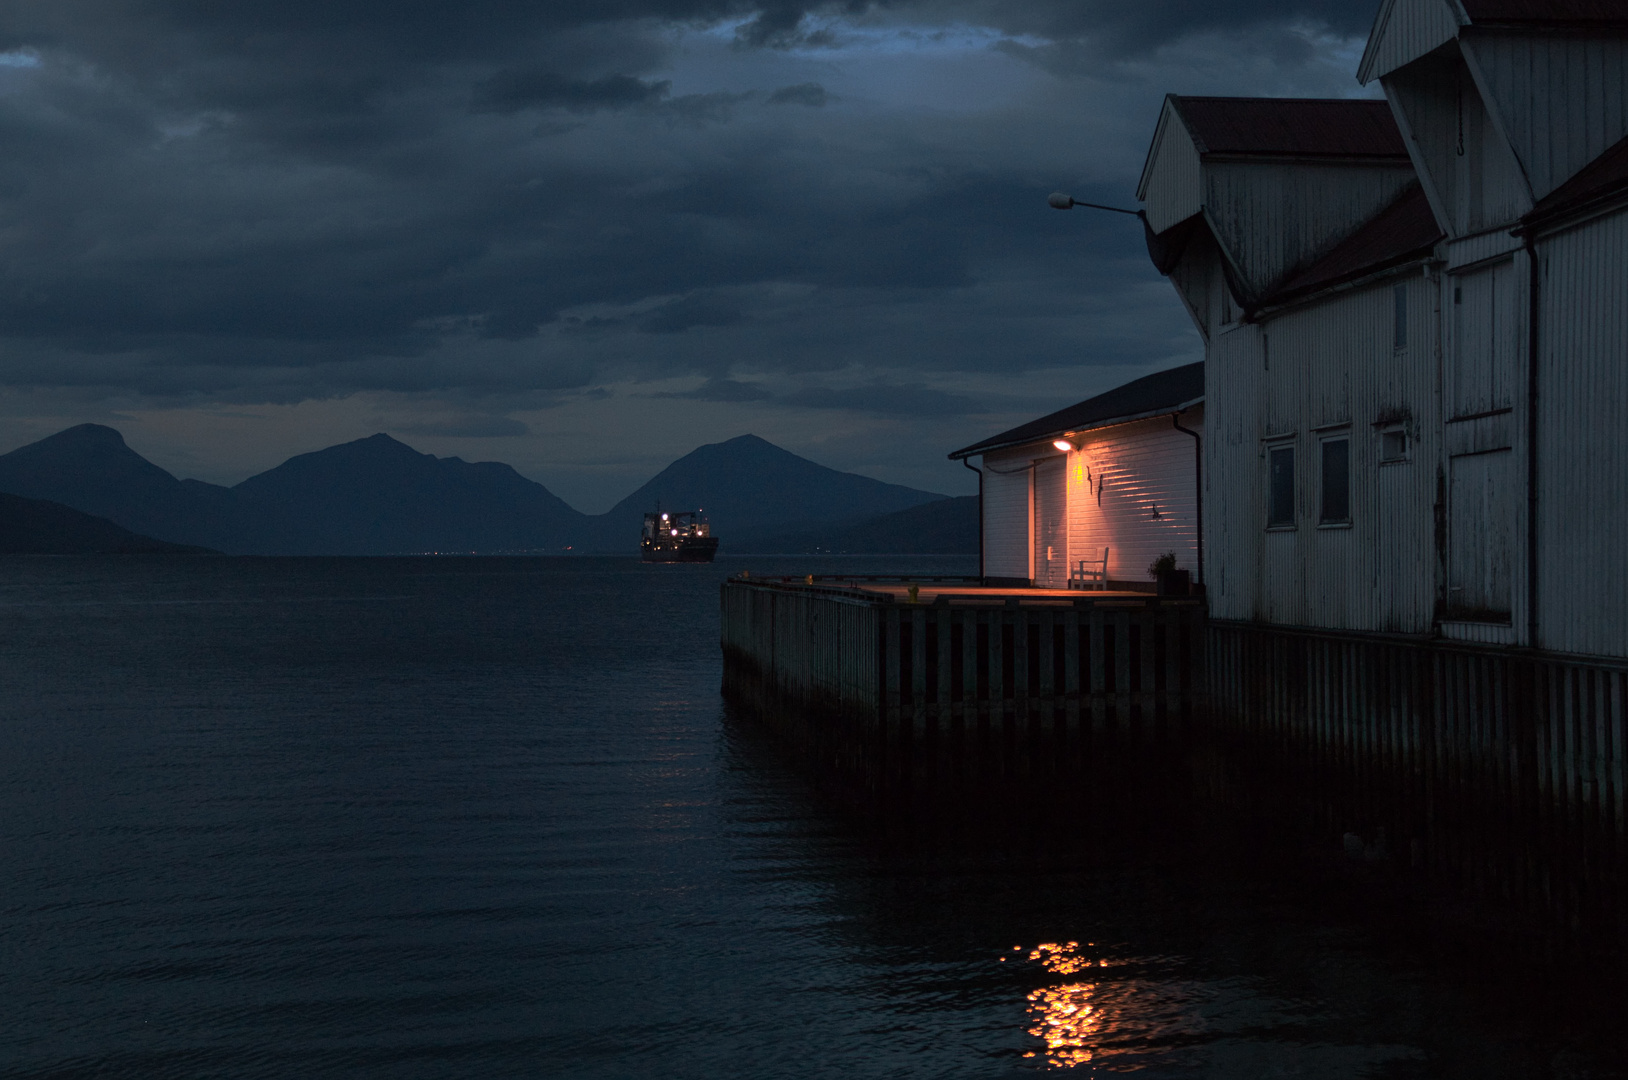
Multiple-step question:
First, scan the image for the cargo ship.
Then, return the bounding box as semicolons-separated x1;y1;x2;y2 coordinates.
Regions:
641;509;719;563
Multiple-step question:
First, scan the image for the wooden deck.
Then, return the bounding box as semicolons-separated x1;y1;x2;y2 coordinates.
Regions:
732;573;1168;604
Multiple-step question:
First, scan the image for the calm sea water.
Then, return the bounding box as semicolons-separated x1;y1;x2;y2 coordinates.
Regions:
0;555;1623;1079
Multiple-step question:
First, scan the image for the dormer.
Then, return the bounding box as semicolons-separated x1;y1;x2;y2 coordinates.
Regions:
1361;0;1628;229
1137;95;1418;331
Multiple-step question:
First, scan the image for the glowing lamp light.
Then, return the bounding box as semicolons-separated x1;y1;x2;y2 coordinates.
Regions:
1053;439;1074;453
661;513;669;520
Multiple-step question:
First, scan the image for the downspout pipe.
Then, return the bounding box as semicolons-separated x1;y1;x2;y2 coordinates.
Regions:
962;456;984;582
1172;409;1203;588
1523;233;1540;650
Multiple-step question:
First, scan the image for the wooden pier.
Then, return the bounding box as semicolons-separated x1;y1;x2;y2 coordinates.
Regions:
720;574;1206;793
723;577;1628;956
1207;621;1628;950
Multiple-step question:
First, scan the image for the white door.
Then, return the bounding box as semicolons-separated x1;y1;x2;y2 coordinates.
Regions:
1032;457;1068;588
982;461;1031;580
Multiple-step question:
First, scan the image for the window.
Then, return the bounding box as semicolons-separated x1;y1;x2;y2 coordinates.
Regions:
1320;437;1350;524
1268;445;1295;527
1379;425;1408;463
1393;283;1408;350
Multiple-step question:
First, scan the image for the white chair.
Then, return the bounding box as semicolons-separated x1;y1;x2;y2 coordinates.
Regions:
1070;547;1109;590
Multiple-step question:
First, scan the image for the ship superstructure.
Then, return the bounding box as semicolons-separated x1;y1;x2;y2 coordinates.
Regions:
641;509;719;563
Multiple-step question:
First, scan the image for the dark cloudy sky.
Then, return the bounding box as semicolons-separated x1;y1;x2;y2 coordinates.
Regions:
0;0;1378;510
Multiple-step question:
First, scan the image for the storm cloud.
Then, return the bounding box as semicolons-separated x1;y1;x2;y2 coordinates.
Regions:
0;0;1379;508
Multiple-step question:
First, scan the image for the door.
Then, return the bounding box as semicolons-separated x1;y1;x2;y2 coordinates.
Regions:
1444;259;1520;622
982;461;1031;580
1448;449;1513;619
1448;260;1519;420
1033;457;1068;588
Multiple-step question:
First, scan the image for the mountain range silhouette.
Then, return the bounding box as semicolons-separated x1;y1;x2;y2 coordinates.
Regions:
0;425;972;555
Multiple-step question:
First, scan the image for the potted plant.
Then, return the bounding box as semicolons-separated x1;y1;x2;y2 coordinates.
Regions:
1148;551;1190;596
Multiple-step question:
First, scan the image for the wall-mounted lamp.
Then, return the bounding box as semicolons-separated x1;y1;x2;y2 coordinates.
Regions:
1053;439;1074;452
1048;192;1143;217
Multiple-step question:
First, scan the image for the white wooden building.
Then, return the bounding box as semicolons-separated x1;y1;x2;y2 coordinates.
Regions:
1362;0;1628;659
1140;0;1628;660
1083;1;1628;932
949;363;1203;589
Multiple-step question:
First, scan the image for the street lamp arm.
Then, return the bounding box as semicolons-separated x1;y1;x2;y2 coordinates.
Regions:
1047;191;1143;217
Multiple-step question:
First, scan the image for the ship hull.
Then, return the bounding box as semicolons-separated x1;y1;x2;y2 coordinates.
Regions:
641;538;719;563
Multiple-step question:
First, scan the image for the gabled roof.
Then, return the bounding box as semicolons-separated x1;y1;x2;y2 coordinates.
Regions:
948;363;1204;461
1524;132;1628;228
1169;97;1408;160
1267;184;1444;305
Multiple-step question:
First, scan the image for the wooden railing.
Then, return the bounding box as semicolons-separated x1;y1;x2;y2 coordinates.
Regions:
720;576;1206;733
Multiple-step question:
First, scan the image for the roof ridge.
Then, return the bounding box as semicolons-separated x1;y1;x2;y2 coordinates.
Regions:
949;362;1204;460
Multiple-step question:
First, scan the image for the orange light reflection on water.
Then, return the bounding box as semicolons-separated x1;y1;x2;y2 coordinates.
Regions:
1021;941;1110;1068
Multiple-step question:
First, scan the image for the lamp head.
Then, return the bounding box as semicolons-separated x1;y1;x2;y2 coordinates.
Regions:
1047;192;1074;210
1053;439;1074;452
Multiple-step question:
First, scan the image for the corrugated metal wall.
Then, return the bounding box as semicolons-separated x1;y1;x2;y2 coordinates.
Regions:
1151;15;1628;660
1140;111;1414;301
1140;108;1202;233
1067;413;1202;589
1469;34;1628;201
982;449;1031;580
1440;254;1528;639
1205;161;1418;296
1206;273;1442;633
1536;206;1628;658
1166;228;1221;339
1447;257;1520;417
1386;48;1533;238
1358;0;1460;85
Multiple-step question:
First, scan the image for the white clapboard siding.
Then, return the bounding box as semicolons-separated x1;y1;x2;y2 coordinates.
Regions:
1066;411;1201;589
981;449;1032;580
1535;204;1628;658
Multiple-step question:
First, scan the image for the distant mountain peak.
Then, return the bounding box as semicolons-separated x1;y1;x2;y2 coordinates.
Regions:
590;430;949;546
36;423;131;449
3;423;167;474
340;432;420;452
687;433;799;463
258;432;433;471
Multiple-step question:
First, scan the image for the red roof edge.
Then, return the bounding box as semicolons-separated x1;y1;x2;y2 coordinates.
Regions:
1524;133;1628;229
